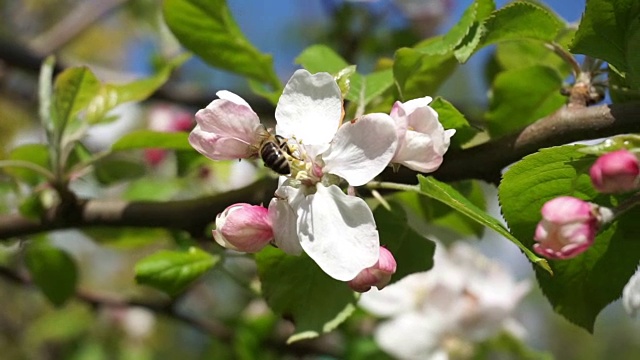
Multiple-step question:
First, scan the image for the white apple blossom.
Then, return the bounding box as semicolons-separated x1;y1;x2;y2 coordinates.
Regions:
359;242;530;360
267;70;398;281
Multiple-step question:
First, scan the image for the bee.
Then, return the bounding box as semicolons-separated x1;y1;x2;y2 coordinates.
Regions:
256;127;293;175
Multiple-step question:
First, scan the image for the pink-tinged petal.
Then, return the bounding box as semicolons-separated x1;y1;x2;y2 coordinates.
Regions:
590;149;640;194
322;113;398;186
296;184;379;281
189;92;261;161
188;125;255;160
275;70;343;146
213;203;273;253
349;247;397;292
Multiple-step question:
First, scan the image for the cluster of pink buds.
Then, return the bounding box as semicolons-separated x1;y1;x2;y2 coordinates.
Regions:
534;149;638;260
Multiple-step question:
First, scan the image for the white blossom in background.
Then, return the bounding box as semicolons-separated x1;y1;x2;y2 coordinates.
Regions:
623;267;640;317
359;242;530;360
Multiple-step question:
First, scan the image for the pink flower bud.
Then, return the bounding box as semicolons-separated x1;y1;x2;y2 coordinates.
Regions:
590;149;640;194
348;247;397;292
533;196;611;259
212;203;274;253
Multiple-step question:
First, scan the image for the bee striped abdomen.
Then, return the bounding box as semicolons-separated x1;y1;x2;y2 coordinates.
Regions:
260;140;291;175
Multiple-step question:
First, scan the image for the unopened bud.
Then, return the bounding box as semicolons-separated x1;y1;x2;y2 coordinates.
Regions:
533;196;612;259
213;203;273;252
590;149;640;194
348;247;397;292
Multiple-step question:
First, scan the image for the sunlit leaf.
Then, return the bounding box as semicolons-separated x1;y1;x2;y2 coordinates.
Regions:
163;0;280;89
85;55;189;124
51;66;100;131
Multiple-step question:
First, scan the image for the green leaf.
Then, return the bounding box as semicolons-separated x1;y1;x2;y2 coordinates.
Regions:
499;145;640;331
2;144;51;185
417;175;550;273
451;0;495;62
134;247;219;296
25;243;78;306
51;66;100;132
163;0;280;89
571;0;640;76
496;38;572;73
571;0;640;102
296;44;349;74
430;97;477;148
112;130;192;151
94;156;146;185
86;55;189;124
255;247;357;343
486;65;566;138
393;44;458;101
481;2;563;47
373;203;435;284
18;193;46;221
350;69;394;107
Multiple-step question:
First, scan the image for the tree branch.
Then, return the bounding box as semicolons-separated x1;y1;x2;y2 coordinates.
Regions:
0;177;277;241
1;103;640;241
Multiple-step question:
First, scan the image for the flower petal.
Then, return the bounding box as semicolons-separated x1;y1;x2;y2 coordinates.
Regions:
296;184;379;281
190;92;261;160
322;113;397;186
189;125;255;160
275;70;343;146
374;313;446;360
269;185;305;255
215;90;251;108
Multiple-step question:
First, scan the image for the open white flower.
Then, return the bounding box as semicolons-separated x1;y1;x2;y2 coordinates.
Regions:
267;70;398;281
189;69;398;282
359;242;530;360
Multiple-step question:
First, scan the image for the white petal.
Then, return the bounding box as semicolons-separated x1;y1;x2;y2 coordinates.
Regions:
296;184;379;281
268;197;303;255
393;129;455;173
195;99;260;137
322;113;398;186
269;185;306;255
374;313;445;360
275;70;342;146
624;267;640;317
215;90;251;108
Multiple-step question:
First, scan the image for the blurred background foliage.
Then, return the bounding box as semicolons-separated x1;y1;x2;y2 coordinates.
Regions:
1;0;640;359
